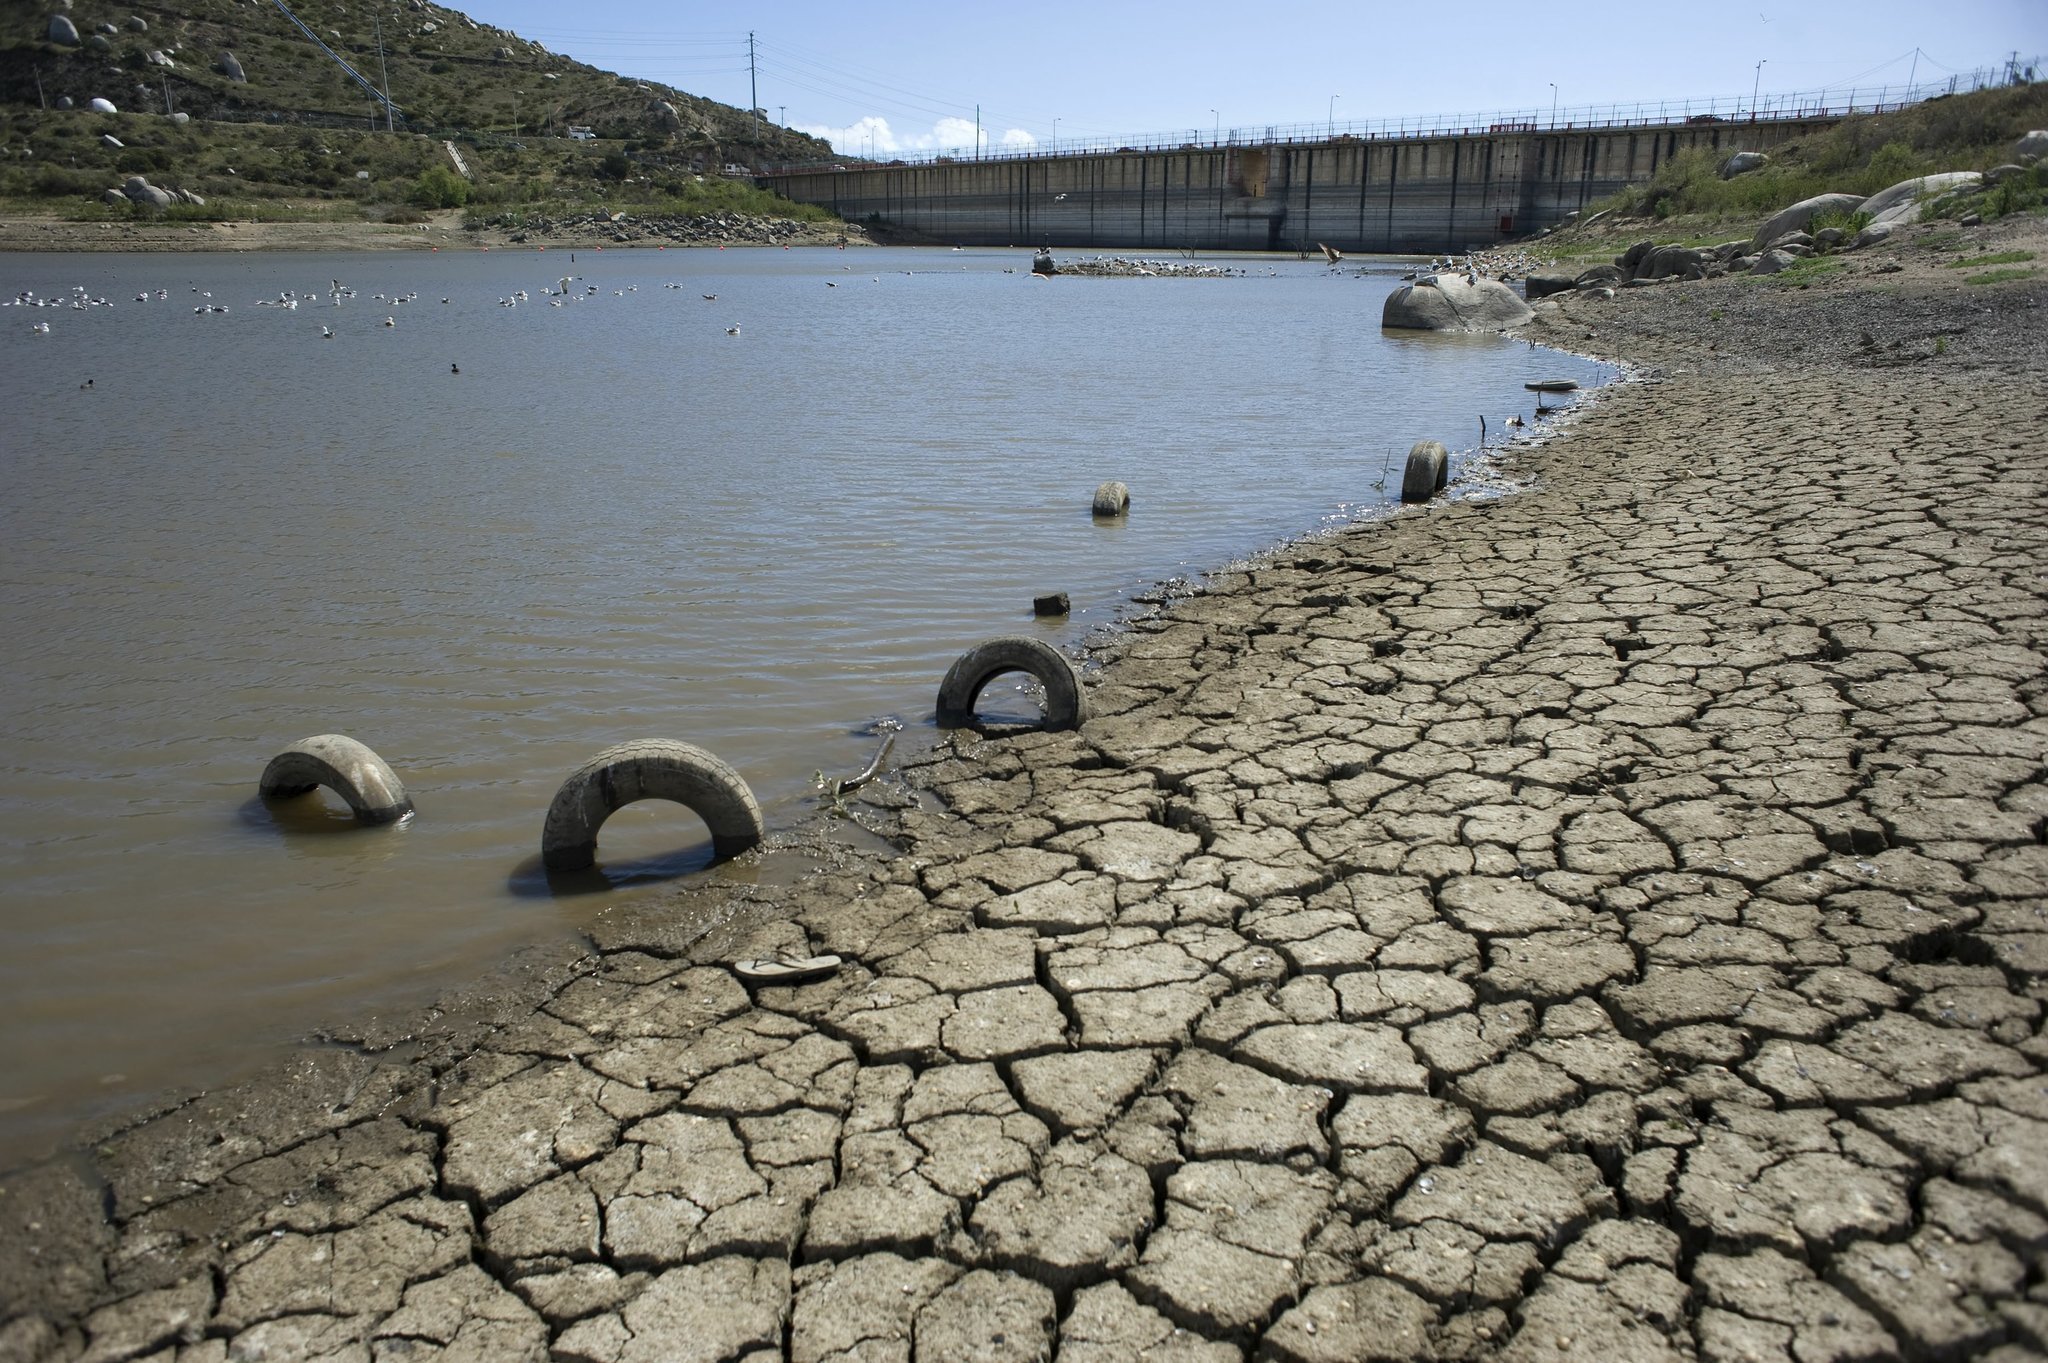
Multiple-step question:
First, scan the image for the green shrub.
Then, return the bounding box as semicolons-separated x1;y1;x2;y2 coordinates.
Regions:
1809;207;1872;241
408;163;470;207
1984;177;2042;219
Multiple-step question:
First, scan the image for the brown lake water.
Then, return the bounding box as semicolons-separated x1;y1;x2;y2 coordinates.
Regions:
0;245;1610;1167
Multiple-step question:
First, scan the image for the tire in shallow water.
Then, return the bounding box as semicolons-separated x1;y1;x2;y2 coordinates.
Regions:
1400;439;1449;504
259;733;413;825
1092;481;1130;517
541;739;763;872
937;636;1088;731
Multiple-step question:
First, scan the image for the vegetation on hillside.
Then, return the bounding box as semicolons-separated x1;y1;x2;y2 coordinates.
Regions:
1594;83;2048;222
0;0;838;223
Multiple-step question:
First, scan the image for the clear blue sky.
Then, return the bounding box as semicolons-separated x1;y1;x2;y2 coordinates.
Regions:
455;0;2043;155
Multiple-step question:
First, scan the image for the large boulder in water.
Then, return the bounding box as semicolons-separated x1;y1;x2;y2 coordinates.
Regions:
1865;171;1981;227
48;13;81;43
1382;274;1532;331
1750;193;1865;251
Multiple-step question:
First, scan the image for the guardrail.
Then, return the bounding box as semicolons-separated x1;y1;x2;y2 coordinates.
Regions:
758;59;2040;176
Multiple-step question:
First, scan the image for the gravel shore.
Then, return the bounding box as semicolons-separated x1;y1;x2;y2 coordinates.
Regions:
0;211;864;253
3;218;2045;1363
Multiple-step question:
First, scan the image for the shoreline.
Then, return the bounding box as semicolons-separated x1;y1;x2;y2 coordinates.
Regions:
3;216;2045;1360
0;212;868;254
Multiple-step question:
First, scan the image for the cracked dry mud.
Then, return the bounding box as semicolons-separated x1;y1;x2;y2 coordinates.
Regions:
4;266;2046;1363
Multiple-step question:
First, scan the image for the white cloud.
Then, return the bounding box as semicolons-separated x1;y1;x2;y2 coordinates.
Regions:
796;115;1038;159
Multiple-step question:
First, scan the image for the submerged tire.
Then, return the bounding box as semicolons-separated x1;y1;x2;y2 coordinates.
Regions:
541;739;763;873
937;636;1088;731
259;734;413;825
1400;439;1449;505
1092;481;1130;517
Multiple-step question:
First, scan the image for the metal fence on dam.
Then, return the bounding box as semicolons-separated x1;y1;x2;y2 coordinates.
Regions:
763;117;1837;255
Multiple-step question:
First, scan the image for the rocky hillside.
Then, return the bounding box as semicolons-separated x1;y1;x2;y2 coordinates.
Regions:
0;0;838;223
3;0;824;158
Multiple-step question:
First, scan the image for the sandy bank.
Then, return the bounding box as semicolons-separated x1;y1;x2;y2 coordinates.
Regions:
0;210;865;254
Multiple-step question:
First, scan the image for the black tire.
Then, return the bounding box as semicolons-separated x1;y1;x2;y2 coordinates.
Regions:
259;734;413;825
540;739;763;873
1092;481;1130;517
1400;440;1449;504
936;636;1088;731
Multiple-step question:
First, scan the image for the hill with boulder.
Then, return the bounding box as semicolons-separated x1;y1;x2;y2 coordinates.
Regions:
0;0;842;233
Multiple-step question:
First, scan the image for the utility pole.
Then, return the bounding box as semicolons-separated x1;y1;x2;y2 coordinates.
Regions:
778;104;786;126
748;32;759;151
374;15;393;131
35;64;47;109
975;104;981;158
1907;48;1918;93
161;72;172;115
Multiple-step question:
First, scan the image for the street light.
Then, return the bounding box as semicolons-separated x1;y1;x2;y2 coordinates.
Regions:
1752;59;1766;117
1548;82;1557;125
1211;108;1219;143
1052;117;1059;149
1328;94;1339;139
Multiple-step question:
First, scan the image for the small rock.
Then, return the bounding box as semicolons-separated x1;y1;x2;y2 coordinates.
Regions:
1033;592;1070;617
48;13;81;44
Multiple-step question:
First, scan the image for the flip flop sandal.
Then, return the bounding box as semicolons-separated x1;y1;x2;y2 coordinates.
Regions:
732;954;843;986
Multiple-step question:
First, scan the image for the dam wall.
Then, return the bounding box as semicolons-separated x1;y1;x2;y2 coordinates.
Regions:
766;117;1836;254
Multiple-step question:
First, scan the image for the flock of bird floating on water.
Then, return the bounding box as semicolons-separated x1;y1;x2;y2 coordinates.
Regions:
9;262;971;341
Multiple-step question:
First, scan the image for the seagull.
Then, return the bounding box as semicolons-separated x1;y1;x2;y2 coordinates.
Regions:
321;325;333;338
450;363;460;374
726;324;741;335
702;294;717;301
826;281;837;287
1505;414;1525;427
383;316;395;326
79;378;93;389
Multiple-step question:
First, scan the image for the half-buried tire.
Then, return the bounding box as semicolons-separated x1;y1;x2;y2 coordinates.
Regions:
937;636;1088;731
541;739;763;873
259;733;413;825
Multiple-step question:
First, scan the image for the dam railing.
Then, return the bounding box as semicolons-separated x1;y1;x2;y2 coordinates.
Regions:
758;57;2040;175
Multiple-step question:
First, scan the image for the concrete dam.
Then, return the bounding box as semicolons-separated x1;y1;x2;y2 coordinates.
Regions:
764;116;1836;255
